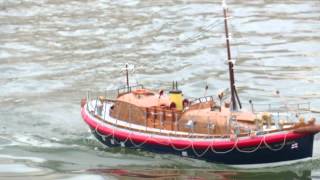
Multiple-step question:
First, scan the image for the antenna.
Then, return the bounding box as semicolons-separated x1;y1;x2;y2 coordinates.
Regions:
125;63;129;91
222;0;227;9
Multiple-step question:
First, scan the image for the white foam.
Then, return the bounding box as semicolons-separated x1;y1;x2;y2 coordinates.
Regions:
313;138;320;157
0;154;45;163
0;164;41;173
57;175;111;180
229;157;313;169
12;134;69;148
0;136;20;147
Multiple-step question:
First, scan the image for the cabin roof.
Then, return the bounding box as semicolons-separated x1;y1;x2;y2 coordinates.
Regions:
117;91;171;108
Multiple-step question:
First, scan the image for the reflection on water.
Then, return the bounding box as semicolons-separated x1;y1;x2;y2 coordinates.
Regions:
88;167;313;180
0;0;320;179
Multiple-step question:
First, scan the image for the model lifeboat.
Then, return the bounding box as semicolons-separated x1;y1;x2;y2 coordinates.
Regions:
80;0;320;166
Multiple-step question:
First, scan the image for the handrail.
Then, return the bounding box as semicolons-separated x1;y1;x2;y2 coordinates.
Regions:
117;84;144;94
85;90;308;138
246;102;311;113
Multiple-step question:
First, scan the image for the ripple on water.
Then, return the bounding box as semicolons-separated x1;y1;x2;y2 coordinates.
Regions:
0;0;320;179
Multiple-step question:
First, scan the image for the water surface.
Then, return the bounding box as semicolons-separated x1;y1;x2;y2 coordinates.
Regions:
1;0;320;179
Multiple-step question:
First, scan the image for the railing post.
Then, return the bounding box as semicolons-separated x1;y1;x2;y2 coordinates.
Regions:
159;111;163;132
226;116;229;133
207;121;210;135
103;98;107;120
162;110;166;130
145;108;148;131
153;108;157;128
171;110;174;130
249;100;254;113
176;113;179;131
94;96;98;115
86;91;89;110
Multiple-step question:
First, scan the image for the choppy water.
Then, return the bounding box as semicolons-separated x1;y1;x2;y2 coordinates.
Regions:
1;0;320;179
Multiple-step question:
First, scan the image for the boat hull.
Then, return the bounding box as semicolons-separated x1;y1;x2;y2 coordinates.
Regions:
82;107;315;165
90;127;314;165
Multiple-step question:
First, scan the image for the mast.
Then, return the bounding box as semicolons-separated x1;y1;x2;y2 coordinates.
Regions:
222;0;240;111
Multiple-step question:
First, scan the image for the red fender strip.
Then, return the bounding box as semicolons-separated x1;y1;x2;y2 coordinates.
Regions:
81;108;310;150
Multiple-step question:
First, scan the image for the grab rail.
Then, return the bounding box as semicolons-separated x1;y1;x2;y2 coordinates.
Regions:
117;84;144;94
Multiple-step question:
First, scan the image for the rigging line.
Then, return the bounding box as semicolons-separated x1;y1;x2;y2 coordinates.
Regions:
202;19;224;31
178;19;224;43
233;25;292;112
181;23;223;43
185;19;222;38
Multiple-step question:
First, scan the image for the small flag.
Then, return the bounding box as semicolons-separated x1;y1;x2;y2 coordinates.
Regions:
291;143;298;149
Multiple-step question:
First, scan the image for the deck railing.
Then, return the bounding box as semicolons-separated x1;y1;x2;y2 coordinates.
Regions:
85;91;311;137
117;84;144;95
247;102;311;113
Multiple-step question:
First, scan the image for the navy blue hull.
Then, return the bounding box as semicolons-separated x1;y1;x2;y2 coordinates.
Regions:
91;128;314;165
